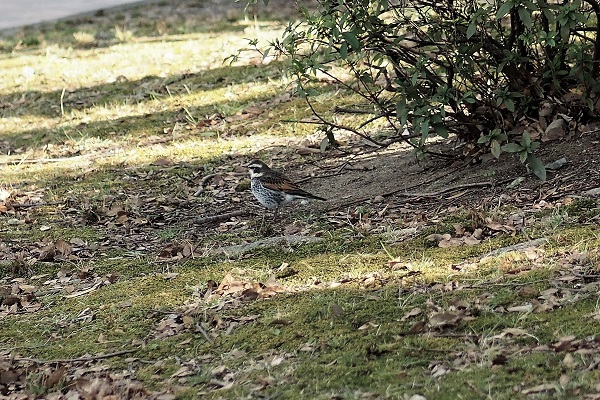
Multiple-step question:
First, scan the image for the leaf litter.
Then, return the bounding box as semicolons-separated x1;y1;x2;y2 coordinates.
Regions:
154;271;289;340
0;350;175;400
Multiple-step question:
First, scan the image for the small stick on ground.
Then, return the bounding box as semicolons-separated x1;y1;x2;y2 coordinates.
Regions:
8;202;62;209
13;349;135;364
397;178;516;198
195;322;215;345
194;210;247;224
193;174;217;196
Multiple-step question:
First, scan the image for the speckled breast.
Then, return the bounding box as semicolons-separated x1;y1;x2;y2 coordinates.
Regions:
251;179;283;209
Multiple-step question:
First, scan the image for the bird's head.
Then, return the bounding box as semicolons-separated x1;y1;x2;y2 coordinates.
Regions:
247;159;269;178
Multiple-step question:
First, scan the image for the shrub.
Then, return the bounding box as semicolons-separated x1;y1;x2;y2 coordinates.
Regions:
244;0;600;178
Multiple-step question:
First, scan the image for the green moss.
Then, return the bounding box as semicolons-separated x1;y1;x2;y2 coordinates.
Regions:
562;198;598;216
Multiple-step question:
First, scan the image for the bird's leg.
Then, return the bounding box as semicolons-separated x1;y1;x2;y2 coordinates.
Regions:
259;210;267;230
273;207;280;221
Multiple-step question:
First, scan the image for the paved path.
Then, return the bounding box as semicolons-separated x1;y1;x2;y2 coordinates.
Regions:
0;0;142;30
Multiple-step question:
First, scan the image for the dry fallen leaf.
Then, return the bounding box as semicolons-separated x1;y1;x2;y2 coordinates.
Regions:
402;307;422;320
428;312;461;328
554;336;576;352
562;353;578;369
409;320;427;333
358;321;379;331
429;362;450;378
463;236;480;246
151;157;174;166
503;327;529;337
506;304;533;313
521;383;557;395
518;285;539;297
439;237;463;248
44;366;67;388
425;233;451;243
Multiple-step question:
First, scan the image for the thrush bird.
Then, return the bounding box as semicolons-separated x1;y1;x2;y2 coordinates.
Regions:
247;159;326;217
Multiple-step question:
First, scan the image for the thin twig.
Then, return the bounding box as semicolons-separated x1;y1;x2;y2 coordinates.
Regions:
195;322;215;345
297;76;388;148
333;106;376;114
8;202;62;209
35;289;63;297
572;272;600;279
193;174;217;196
60;88;66;117
396;178;516;198
13;349;135;364
194;210;247;224
426;333;481;339
468;278;552;288
331;172;516;210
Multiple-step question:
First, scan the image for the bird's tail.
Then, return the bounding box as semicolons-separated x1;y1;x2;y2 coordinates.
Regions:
304;193;326;201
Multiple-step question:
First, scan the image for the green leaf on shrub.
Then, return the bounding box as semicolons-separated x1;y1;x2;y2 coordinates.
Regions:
491;140;501;158
530;140;540;151
527;154;546;181
522;131;532;147
301;87;319;97
411;72;419;86
541;7;556;25
518;7;532;28
504;98;515;112
496;0;514;19
420;119;430;136
466;22;477;39
477;135;488;144
502;143;523;152
339;42;348;59
434;124;449;138
396;99;407;127
520;150;528;163
560;25;570;41
342;31;360;51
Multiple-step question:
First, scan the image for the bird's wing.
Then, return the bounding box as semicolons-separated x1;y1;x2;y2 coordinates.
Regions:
260;172;302;193
261;172;326;200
